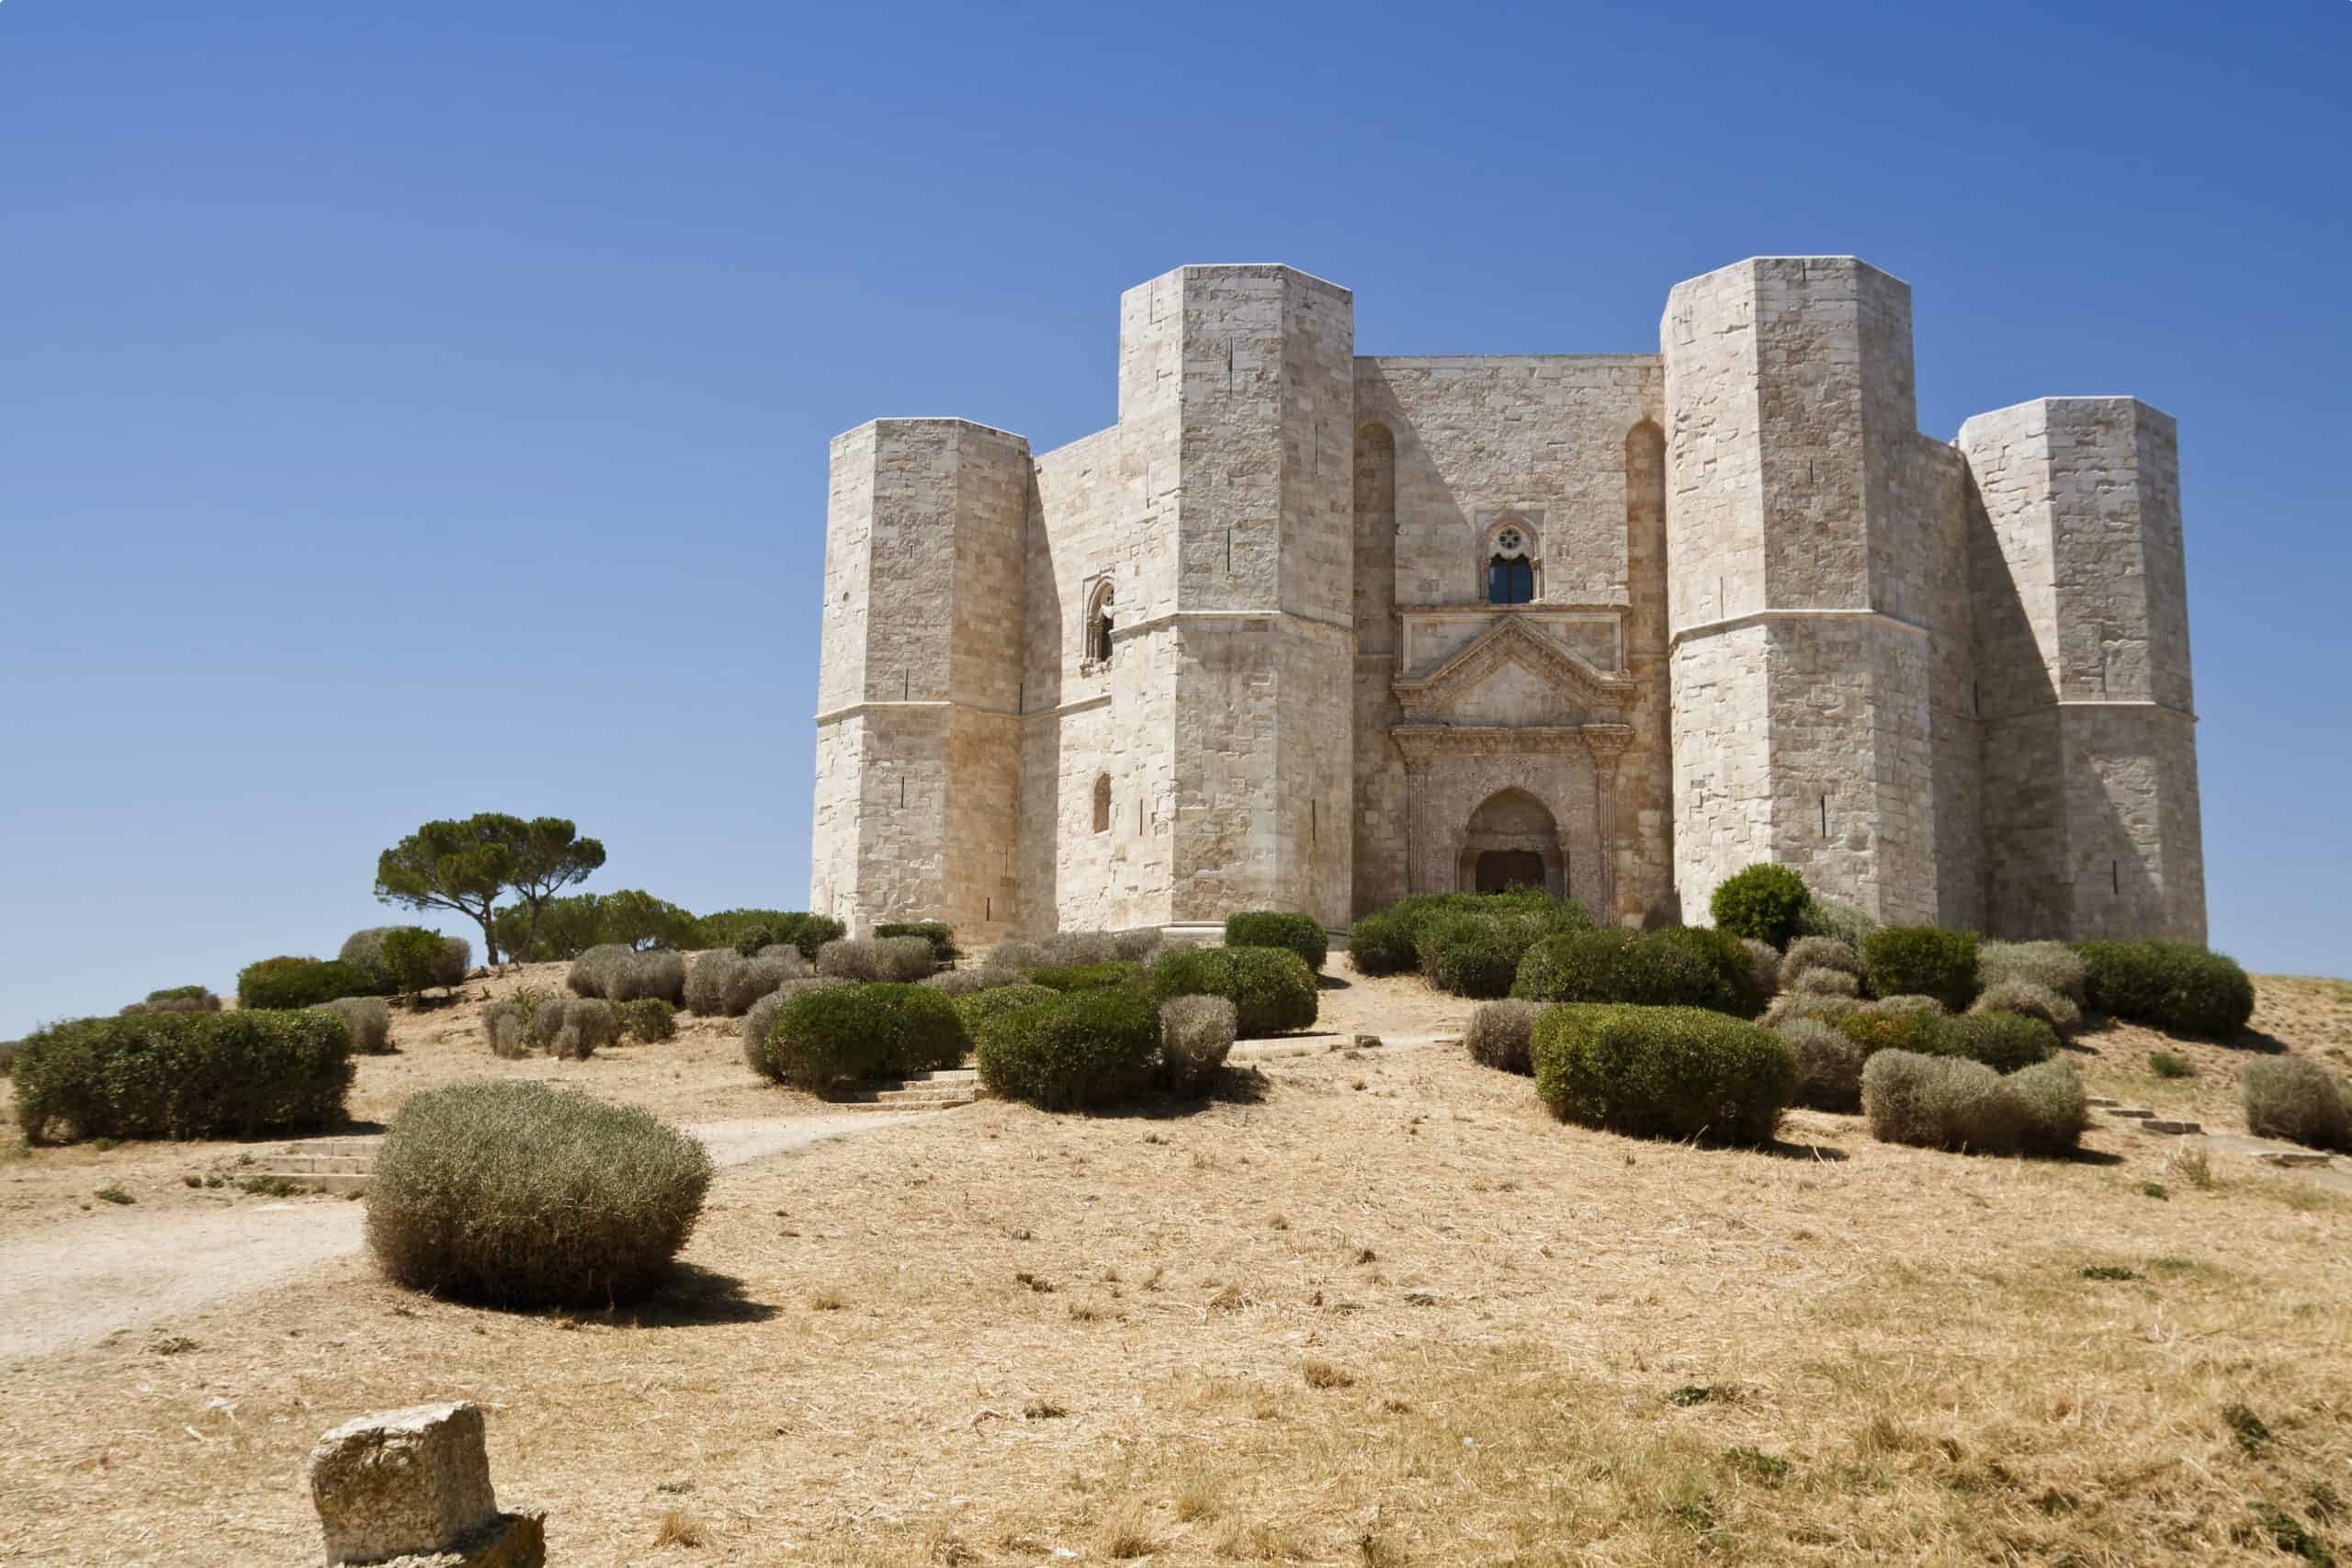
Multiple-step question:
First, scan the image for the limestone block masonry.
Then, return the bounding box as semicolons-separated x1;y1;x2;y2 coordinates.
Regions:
812;258;2209;942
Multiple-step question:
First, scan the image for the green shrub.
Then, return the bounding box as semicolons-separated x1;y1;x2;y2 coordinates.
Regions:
569;943;632;998
1836;999;1947;1057
925;967;988;998
684;952;797;1017
1346;913;1418;976
0;1039;17;1077
1978;941;2087;1004
1780;937;1863;992
1531;1004;1794;1145
572;943;692;1005
312;996;392;1055
1159;995;1237;1094
816;936;936;983
1224;912;1328;973
2006;1060;2089;1155
380;927;450;998
1148;947;1317;1035
1792;967;1860;998
739;977;848;1064
123;986;222;1015
974;986;1161;1110
12;1010;354;1144
953;982;1061;1034
2077;940;2256;1037
2147;1050;2194;1079
1780;1017;1864;1112
1035;931;1119;966
1027;961;1145;993
1861;1051;2085;1156
697;910;842;962
340;928;469;993
1969;980;2081;1040
1417;911;1522;998
237;955;379;1010
540;998;617;1059
1510;928;1760;1017
731;924;776;958
1763;990;1861;1031
2239;1057;2351;1151
1792;897;1877;950
1710;863;1812;950
618;998;676;1043
1466;999;1543;1074
1935;1010;2059;1073
1740;938;1781;1000
876;920;960;965
366;1082;711;1308
752;983;969;1090
1861;927;1980;1010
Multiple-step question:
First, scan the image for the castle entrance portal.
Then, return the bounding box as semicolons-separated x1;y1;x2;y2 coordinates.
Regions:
1454;788;1566;897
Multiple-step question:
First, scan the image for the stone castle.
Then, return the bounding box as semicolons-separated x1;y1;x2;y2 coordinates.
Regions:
810;256;2206;944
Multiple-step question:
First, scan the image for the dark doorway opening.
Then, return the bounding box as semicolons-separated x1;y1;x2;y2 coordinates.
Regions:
1475;850;1547;893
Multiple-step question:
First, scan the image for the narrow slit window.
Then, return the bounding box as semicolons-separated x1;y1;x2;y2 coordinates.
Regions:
1091;773;1112;835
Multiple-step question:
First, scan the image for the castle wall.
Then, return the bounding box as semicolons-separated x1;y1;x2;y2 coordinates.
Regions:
1957;398;2204;940
1351;355;1671;923
1663;257;1941;927
809;419;1029;936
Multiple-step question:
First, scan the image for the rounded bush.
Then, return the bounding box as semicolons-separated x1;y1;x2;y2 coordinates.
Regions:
312;996;392;1055
1970;980;2081;1040
954;982;1061;1034
738;977;847;1066
238;955;379;1010
1416;911;1522;998
342;928;469;993
1224;912;1328;973
2077;940;2256;1037
124;986;223;1015
1860;1052;2082;1156
1110;928;1167;963
1709;863;1812;950
617;951;687;1006
1836;999;1948;1057
1511;928;1759;1017
1764;990;1862;1031
569;943;635;998
1466;998;1543;1074
367;1082;712;1308
1935;1010;2059;1073
732;924;776;958
12;1010;353;1144
1792;967;1860;998
1780;1017;1864;1113
1037;931;1119;966
875;921;960;965
1346;913;1418;976
1978;941;2087;1004
974;987;1161;1110
540;998;618;1059
380;926;451;997
1740;938;1781;1000
817;936;937;983
1531;1003;1795;1145
753;983;968;1089
1792;897;1877;951
1159;995;1237;1094
618;998;676;1043
1028;961;1146;993
926;967;988;998
2240;1057;2351;1151
1861;927;1981;1011
1780;937;1863;992
1148;947;1317;1035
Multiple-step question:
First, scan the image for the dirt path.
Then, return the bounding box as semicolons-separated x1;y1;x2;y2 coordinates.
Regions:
0;1111;933;1364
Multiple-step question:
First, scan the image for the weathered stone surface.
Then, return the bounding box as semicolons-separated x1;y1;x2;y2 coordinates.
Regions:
812;257;2207;944
308;1401;497;1565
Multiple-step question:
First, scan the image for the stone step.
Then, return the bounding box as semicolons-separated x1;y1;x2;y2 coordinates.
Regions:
2106;1107;2156;1119
831;1096;977;1114
899;1069;978;1085
2255;1150;2334;1168
2138;1119;2204;1135
277;1137;383;1158
266;1155;376;1174
2085;1095;2121;1108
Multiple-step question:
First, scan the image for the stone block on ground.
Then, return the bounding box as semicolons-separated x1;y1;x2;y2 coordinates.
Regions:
309;1401;502;1564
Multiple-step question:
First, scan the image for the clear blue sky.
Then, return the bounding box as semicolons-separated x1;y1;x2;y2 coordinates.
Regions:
4;1;2346;1035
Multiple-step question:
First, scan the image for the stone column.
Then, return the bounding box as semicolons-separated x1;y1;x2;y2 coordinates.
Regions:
1581;724;1634;921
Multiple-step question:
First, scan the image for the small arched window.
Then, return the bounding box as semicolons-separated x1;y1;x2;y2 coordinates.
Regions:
1485;517;1538;604
1085;581;1116;666
1091;773;1112;834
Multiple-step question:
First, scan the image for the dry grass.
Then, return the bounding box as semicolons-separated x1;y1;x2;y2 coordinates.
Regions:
1;962;2348;1562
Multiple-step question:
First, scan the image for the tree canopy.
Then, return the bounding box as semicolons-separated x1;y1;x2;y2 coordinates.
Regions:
375;814;605;965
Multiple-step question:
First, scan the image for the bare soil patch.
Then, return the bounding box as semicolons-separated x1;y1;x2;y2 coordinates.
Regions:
2;962;2346;1564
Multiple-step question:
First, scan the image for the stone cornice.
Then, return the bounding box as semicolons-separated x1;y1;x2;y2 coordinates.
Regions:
814;697;1026;725
1392;723;1628;761
1668;606;1930;649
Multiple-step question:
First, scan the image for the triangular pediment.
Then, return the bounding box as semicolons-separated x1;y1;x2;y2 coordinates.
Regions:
1392;615;1633;726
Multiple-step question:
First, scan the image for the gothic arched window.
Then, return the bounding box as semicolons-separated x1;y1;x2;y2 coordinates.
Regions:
1091;773;1112;834
1486;519;1537;604
1084;581;1116;665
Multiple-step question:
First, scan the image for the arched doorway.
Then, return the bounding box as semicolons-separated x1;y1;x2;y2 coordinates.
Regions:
1456;787;1565;897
